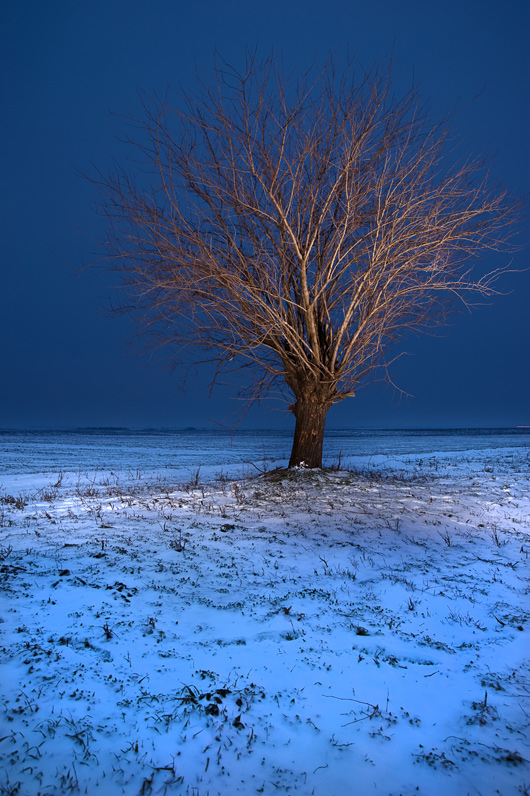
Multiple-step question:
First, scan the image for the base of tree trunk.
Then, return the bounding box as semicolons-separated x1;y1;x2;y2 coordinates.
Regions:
288;397;330;469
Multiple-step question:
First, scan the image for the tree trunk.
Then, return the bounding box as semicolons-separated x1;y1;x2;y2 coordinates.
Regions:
288;395;331;469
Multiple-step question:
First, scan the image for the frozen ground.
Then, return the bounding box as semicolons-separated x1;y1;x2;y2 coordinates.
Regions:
0;444;529;795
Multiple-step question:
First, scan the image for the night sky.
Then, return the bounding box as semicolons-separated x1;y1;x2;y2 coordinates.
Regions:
1;0;528;431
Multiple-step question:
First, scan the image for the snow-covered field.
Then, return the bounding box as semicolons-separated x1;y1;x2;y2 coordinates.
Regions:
1;432;529;795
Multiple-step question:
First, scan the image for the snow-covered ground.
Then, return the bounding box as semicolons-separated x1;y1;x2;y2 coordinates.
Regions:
0;438;529;795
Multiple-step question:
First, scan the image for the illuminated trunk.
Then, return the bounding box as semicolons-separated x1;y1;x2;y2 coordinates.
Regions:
288;395;331;469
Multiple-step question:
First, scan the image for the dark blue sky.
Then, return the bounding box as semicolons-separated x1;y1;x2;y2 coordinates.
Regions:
1;0;528;430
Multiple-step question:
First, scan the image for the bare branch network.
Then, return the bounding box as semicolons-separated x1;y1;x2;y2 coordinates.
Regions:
97;55;519;467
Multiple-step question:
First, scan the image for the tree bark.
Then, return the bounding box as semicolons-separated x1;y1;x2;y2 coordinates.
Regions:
288;396;331;469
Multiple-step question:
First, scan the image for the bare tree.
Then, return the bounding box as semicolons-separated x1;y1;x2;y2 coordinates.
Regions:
97;55;518;468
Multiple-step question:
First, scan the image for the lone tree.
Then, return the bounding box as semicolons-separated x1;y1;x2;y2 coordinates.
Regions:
98;55;518;468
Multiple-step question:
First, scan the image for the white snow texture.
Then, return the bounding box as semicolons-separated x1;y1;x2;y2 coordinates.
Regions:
0;431;529;795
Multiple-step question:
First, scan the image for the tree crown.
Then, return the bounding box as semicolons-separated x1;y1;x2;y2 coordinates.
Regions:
99;54;519;417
